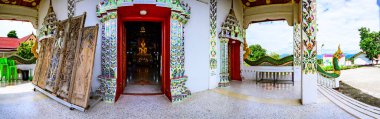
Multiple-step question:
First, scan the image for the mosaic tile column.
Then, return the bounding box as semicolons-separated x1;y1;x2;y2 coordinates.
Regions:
218;38;229;87
301;0;318;104
170;15;191;102
98;76;116;103
209;0;217;75
99;12;118;102
101;15;118;77
100;24;106;75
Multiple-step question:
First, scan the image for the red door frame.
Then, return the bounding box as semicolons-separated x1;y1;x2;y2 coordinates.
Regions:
116;4;172;101
229;39;242;81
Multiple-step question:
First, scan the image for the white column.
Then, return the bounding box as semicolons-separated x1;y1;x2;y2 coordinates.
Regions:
301;0;318;104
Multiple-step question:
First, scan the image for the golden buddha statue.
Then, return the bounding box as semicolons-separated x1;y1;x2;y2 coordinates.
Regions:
136;38;152;64
138;39;148;55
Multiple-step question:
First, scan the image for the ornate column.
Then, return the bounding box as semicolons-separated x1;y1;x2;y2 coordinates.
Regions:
97;1;118;77
169;13;190;102
209;0;217;75
169;2;191;102
218;9;243;87
219;38;229;87
293;23;302;82
97;1;118;102
300;0;318;104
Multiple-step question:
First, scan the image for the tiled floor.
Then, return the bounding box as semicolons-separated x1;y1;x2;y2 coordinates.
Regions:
0;80;31;87
0;82;354;119
226;80;301;99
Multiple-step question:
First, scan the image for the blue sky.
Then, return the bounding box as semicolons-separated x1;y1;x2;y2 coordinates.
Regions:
246;0;380;55
0;20;36;38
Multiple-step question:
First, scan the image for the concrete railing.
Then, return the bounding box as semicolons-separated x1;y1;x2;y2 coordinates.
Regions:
317;73;339;88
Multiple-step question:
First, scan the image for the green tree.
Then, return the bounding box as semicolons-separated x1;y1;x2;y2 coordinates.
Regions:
268;52;280;60
248;44;266;61
7;30;18;38
358;27;380;62
17;42;34;59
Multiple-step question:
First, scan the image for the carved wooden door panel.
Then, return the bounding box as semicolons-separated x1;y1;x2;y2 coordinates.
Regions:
45;20;68;92
32;39;48;85
68;25;98;108
54;14;86;99
37;38;55;89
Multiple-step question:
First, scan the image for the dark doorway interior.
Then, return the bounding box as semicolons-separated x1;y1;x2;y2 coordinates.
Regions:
124;22;162;95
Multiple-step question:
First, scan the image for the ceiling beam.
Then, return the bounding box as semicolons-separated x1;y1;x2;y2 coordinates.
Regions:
243;3;298;28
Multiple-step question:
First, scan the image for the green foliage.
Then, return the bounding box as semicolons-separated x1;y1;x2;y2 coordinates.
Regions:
7;30;18;38
317;59;323;65
322;65;334;71
358;27;380;61
248;44;266;61
17;42;34;59
321;65;359;71
268;52;280;60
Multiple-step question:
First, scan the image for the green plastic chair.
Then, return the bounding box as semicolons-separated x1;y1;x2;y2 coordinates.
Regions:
8;60;15;66
7;59;18;81
28;69;33;81
0;58;8;81
9;66;18;81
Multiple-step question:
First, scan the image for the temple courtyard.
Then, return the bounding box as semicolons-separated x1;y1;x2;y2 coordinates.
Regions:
0;81;354;119
340;66;380;99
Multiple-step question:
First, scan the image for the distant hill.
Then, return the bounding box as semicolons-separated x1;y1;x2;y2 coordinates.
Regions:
280;54;291;58
345;54;355;59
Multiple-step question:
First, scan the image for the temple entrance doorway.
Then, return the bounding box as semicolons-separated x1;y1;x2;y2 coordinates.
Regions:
229;39;242;81
116;4;171;101
123;22;162;95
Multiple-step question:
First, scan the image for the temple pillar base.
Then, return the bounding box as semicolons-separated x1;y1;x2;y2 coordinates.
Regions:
170;76;191;102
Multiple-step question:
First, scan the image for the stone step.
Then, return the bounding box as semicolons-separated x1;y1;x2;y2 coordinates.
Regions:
318;85;379;118
324;86;380;114
320;86;380;118
324;87;380;118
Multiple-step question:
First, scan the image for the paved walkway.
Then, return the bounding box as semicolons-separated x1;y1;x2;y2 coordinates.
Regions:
340;66;380;98
0;82;353;119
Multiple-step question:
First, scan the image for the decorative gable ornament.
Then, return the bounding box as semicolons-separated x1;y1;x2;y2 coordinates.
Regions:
219;9;243;43
38;0;58;39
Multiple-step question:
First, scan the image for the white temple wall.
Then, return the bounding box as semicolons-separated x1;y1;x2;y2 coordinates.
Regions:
183;0;210;93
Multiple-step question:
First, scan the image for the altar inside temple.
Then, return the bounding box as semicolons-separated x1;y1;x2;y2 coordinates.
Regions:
124;22;162;94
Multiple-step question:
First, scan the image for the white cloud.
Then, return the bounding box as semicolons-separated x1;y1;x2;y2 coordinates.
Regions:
0;20;36;38
246;21;293;55
246;0;379;55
